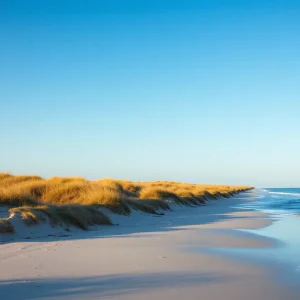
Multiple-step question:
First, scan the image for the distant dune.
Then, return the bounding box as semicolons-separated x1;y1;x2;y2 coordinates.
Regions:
0;173;252;236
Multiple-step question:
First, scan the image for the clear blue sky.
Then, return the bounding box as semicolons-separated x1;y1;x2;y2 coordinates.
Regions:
1;0;299;187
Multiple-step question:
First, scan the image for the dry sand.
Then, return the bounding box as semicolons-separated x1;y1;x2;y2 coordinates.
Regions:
1;193;299;299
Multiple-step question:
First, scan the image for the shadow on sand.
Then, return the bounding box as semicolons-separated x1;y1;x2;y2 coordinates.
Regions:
0;271;236;299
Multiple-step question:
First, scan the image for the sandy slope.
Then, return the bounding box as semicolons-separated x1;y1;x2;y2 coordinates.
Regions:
1;192;299;300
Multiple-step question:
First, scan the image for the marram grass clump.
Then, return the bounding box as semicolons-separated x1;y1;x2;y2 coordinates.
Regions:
0;218;14;234
9;205;112;230
0;173;253;232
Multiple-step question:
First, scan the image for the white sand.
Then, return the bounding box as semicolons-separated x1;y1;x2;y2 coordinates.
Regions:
1;194;299;299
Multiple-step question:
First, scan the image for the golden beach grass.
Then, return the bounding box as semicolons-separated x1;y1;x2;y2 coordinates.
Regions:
0;218;14;233
0;173;252;231
9;205;112;230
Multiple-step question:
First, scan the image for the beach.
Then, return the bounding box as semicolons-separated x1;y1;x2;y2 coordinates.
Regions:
1;190;299;300
2;1;299;299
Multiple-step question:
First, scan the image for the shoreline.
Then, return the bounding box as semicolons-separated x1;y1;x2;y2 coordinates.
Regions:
2;190;300;299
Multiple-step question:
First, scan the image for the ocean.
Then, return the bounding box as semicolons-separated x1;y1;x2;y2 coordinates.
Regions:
232;188;300;282
246;188;300;214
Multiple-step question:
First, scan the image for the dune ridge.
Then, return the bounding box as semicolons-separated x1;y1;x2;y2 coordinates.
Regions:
0;173;252;234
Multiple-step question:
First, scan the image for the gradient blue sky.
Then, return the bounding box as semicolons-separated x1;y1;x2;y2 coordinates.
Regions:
1;0;299;187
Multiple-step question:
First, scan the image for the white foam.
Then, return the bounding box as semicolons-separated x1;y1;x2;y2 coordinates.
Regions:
268;192;300;197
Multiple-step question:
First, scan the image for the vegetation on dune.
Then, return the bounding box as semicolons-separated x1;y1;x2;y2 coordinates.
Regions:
9;205;112;230
0;218;14;233
0;175;43;186
0;173;252;232
0;185;39;206
0;173;13;180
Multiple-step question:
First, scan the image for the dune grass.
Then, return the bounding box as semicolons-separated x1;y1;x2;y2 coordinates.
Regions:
0;218;14;233
9;205;112;230
0;173;252;232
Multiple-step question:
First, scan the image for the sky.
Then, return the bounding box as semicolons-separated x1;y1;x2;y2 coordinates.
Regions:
1;0;299;187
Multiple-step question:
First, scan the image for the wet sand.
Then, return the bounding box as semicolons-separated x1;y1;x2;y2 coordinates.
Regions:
1;192;299;299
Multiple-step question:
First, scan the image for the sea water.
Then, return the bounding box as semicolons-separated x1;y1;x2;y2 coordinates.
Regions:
233;188;300;283
244;188;300;214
